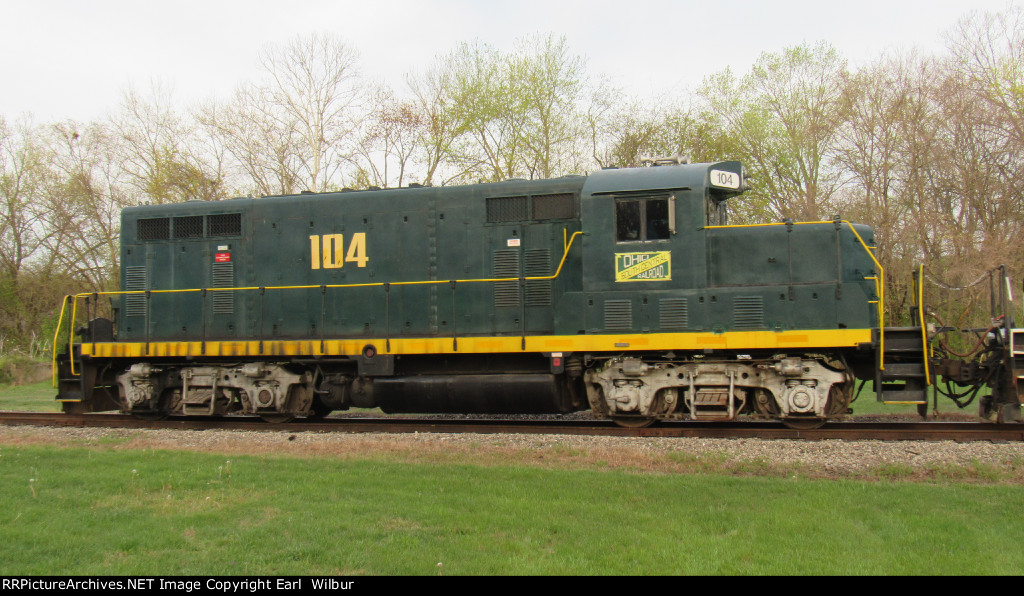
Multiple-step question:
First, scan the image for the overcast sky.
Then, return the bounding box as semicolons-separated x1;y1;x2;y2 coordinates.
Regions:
2;0;1021;123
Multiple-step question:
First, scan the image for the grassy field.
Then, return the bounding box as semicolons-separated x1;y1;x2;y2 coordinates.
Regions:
1;443;1022;575
0;382;60;412
0;379;1017;575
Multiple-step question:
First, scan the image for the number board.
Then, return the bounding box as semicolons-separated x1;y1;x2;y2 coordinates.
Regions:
709;169;740;189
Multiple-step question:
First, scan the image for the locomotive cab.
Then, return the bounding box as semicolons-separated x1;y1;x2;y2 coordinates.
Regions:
575;161;879;427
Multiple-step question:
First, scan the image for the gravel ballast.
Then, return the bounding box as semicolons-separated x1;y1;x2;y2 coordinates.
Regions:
2;424;1024;480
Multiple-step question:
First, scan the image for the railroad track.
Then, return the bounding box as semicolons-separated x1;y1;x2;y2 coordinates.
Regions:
2;411;1023;441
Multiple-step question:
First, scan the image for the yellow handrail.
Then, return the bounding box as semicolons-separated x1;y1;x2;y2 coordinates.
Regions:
918;264;931;386
51;295;70;387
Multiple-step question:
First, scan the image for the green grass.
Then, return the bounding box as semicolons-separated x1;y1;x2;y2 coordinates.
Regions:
847;384;985;419
847;387;921;417
0;381;60;412
1;445;1023;575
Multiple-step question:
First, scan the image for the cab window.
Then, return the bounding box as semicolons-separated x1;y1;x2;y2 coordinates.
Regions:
707;192;729;226
616;197;669;242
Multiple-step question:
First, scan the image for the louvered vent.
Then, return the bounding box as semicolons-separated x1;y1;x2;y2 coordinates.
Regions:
124;266;148;317
733;296;764;329
173;216;203;238
493;250;520;308
604;300;633;331
137;218;169;240
487;197;530;223
211;262;235;315
659;298;689;329
524;249;551;306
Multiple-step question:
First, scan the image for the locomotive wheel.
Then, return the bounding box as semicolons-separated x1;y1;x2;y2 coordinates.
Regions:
781;417;826;430
612;417;656;428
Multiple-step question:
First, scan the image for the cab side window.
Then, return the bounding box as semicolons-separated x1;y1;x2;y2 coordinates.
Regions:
706;192;729;226
616;197;669;242
616;200;641;241
646;199;669;240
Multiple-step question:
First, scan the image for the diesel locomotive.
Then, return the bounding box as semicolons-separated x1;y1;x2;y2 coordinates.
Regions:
52;159;1024;427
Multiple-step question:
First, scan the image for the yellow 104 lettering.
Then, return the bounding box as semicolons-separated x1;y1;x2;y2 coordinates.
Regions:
309;233;368;269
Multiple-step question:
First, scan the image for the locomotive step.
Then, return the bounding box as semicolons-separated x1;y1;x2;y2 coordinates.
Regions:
880;390;927;404
876;327;928;354
879;363;926;379
876;379;927;403
880;381;925;391
880;338;927;352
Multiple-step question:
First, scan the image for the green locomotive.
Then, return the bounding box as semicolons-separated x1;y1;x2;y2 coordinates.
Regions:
54;159;1017;426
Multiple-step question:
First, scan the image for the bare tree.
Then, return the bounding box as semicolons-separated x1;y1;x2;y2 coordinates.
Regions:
946;7;1024;151
351;88;425;188
198;91;302;196
199;34;367;195
112;84;223;204
259;33;365;192
406;64;466;186
0;116;51;281
44;120;128;290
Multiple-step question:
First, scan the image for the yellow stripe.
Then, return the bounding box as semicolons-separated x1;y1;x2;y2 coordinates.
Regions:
79;328;872;359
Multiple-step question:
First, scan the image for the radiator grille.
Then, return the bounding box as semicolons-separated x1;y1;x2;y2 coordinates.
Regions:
208;213;242;237
137;213;241;241
486;197;530;223
137;218;169;240
173;216;203;239
532;193;575;219
487;193;577;222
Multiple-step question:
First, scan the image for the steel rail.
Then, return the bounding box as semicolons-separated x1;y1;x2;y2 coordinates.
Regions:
2;412;1022;442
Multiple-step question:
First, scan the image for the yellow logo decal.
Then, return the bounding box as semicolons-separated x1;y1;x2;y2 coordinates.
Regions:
615;252;671;282
310;233;368;269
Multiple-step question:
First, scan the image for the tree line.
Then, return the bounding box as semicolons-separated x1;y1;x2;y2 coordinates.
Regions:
2;7;1022;355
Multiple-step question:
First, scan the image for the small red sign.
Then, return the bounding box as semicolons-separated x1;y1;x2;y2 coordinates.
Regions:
215;252;231;262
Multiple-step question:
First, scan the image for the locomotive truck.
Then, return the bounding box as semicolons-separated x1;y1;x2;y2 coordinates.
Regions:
52;159;1024;427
